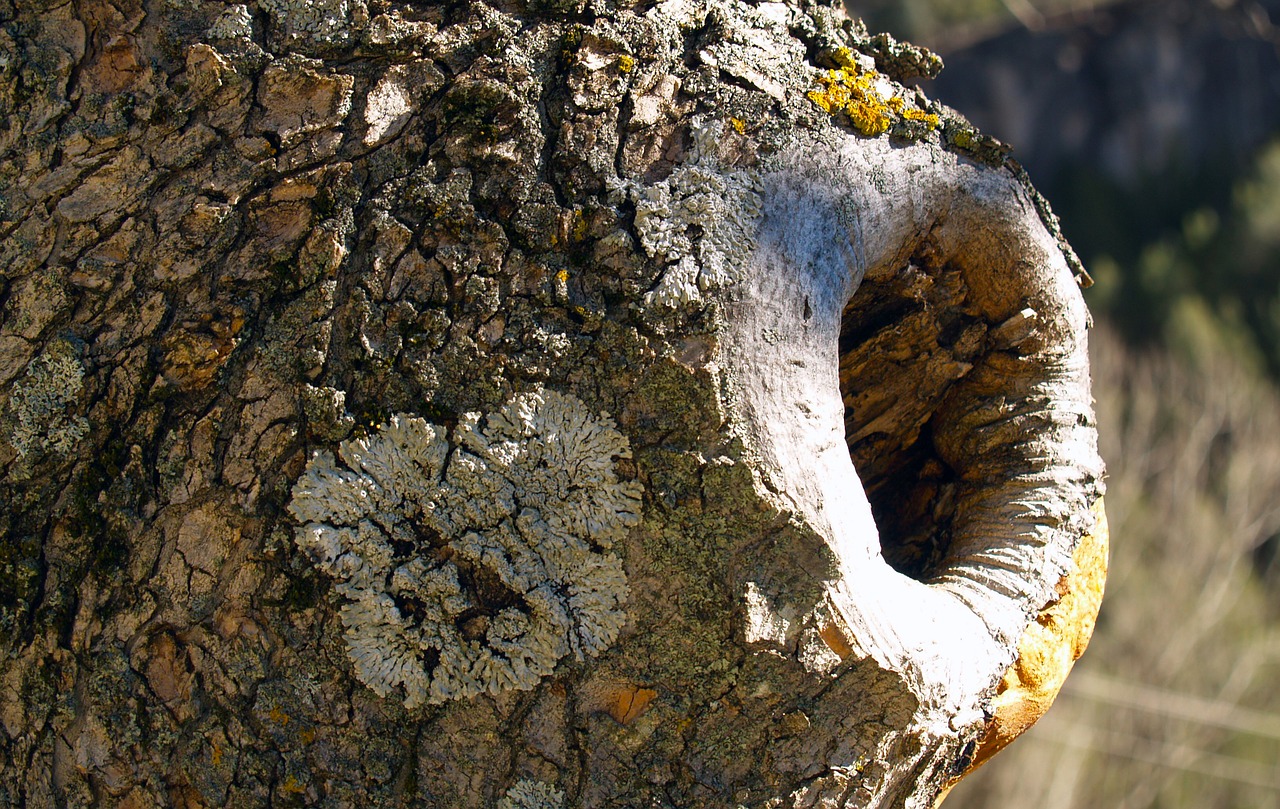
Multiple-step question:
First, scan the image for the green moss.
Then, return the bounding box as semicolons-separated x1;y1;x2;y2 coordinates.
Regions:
635;530;735;686
627;359;720;448
628;451;757;697
441;78;511;129
8;424;134;596
941;118;1011;166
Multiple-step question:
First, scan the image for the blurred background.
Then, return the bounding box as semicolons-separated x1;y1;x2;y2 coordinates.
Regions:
845;0;1280;805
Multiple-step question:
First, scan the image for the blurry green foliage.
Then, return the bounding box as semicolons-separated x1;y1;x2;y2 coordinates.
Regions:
1081;139;1280;379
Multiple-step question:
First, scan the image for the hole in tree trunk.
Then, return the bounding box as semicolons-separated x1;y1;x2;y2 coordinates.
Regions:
839;259;989;581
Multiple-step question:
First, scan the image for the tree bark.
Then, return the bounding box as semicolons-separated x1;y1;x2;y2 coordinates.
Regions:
0;1;1104;807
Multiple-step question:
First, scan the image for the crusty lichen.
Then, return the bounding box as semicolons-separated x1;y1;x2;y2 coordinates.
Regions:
300;384;355;441
207;4;254;42
259;0;357;51
288;389;642;708
499;779;564;809
4;340;89;481
857;33;944;81
624;123;764;311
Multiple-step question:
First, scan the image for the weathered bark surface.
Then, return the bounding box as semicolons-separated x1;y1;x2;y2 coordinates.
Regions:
0;1;1103;807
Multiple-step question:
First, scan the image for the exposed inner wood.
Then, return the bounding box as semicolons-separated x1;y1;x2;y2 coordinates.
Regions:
840;259;987;580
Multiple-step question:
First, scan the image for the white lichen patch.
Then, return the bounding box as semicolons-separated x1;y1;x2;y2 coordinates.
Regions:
3;340;89;480
207;4;254;42
625;123;764;310
288;389;642;708
260;0;358;50
499;779;565;809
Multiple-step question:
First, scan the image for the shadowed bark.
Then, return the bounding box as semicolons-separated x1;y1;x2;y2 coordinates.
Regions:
0;0;1104;807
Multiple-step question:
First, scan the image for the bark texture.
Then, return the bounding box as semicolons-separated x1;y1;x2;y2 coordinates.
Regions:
0;1;1103;807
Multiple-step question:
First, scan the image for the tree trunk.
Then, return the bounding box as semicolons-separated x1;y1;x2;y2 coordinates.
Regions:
0;1;1105;807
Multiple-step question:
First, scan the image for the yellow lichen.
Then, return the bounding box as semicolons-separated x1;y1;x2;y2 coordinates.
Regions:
555;268;569;284
847;97;892;137
806;68;892;136
617;54;634;73
949;128;977;150
806;66;938;137
829;47;858;70
729;117;746;134
805;89;833;114
902;107;940;128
